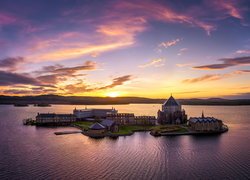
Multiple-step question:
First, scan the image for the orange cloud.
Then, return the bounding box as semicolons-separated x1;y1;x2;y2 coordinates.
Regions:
64;75;133;94
214;0;243;19
182;70;250;83
26;17;146;62
139;58;165;68
116;1;216;35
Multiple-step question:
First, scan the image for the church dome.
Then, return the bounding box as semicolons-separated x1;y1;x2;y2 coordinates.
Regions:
163;95;180;106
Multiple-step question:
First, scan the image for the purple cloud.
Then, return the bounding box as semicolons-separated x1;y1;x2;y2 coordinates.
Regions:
0;57;24;70
0;70;39;86
193;56;250;70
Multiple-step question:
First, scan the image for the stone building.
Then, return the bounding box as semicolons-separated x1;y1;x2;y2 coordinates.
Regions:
157;95;187;124
107;113;135;125
107;113;156;125
188;112;223;131
73;107;117;120
36;113;76;125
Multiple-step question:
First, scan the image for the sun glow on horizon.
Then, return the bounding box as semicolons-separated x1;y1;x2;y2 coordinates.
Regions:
106;92;121;97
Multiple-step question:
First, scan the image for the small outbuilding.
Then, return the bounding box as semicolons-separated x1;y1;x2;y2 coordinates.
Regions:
101;119;119;132
88;123;106;134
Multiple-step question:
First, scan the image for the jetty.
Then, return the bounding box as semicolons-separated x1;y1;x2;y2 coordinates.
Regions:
54;130;82;135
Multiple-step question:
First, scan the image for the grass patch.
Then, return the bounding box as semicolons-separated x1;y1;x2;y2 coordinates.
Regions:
112;125;154;135
151;125;188;133
72;121;94;130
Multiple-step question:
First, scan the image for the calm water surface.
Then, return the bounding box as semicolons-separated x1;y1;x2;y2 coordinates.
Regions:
0;104;249;180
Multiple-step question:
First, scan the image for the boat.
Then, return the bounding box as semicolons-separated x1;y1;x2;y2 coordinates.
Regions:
14;103;29;107
34;103;51;107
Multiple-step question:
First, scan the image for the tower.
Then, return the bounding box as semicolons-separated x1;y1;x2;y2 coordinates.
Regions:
157;95;187;124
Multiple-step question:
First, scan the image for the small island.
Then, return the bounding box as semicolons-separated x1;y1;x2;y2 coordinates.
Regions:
23;95;228;138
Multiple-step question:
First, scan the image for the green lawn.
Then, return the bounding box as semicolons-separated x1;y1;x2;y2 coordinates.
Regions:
112;125;155;135
151;125;189;133
72;121;188;136
72;121;94;130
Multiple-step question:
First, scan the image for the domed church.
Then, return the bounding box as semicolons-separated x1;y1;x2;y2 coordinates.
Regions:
157;95;187;124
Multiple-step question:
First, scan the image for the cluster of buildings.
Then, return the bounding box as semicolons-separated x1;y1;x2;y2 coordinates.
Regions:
35;107;156;127
35;95;224;133
156;95;224;131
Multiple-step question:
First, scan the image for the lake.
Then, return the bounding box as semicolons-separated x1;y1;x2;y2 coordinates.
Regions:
0;104;249;180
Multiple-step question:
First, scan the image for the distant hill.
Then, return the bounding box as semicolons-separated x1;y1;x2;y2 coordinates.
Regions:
0;95;250;106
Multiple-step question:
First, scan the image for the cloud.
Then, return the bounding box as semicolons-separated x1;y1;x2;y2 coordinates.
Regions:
53;61;97;74
1;0;223;64
98;75;133;90
182;70;250;83
34;61;96;85
0;57;24;71
115;1;216;35
64;75;133;94
211;0;243;20
25;16;147;62
159;39;180;49
0;70;40;86
193;56;250;70
64;83;89;94
235;49;250;54
223;92;250;99
175;91;201;94
37;74;63;84
2;88;56;95
139;58;165;68
177;48;188;56
182;74;223;83
0;12;17;26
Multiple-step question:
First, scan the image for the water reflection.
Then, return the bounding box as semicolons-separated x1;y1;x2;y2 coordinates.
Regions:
0;104;249;179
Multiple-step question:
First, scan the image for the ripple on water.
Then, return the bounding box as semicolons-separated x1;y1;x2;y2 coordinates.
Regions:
0;105;250;179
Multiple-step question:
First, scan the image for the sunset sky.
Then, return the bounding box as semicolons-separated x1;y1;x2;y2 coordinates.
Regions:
0;0;250;99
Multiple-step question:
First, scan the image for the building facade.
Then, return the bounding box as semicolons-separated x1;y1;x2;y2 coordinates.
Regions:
107;113;156;125
36;113;76;124
73;107;117;120
157;95;187;124
188;112;223;131
134;116;156;125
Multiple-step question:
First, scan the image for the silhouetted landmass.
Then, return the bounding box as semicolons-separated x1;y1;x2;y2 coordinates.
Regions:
0;95;250;106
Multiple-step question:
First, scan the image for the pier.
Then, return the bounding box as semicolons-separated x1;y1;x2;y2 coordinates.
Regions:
54;131;82;135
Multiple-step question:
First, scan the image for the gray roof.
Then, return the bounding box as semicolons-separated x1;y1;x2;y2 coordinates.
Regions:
37;113;75;118
37;113;56;118
89;123;106;130
163;96;180;106
101;119;115;127
189;117;221;123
